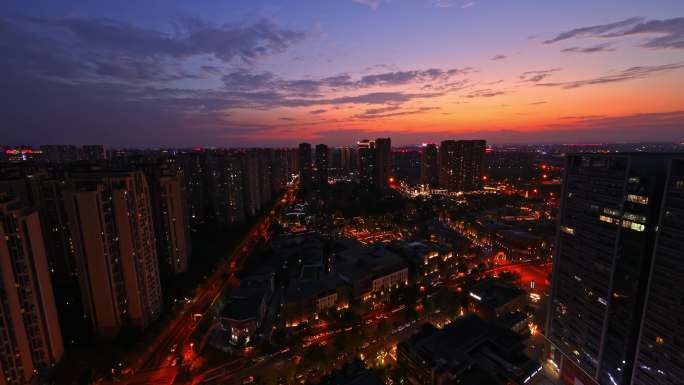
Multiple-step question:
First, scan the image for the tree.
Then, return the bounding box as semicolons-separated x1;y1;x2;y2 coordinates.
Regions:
406;307;419;321
301;344;327;373
498;271;521;283
334;332;363;354
377;318;390;336
340;308;361;327
271;327;288;347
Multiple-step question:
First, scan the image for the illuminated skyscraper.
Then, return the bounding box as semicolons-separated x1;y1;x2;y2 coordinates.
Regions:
357;139;375;187
438;140;485;192
180;149;210;228
420;143;439;188
315;144;329;187
632;157;684;385
241;150;262;216
257;149;272;206
298;143;313;193
547;154;679;385
375;138;392;188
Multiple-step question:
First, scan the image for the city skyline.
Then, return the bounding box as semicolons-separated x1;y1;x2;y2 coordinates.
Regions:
1;136;683;384
2;1;684;147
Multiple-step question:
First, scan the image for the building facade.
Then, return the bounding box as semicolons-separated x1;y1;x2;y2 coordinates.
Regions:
357;139;376;187
371;268;409;293
632;158;684;385
81;145;106;162
298;143;313;194
438;140;486;192
158;171;191;274
420;143;439;188
64;170;163;336
315;144;329;188
0;200;64;384
547;154;677;385
375;138;392;189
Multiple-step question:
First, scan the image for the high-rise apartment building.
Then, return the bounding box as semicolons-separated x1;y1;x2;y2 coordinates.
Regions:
30;178;76;281
298;143;313;193
0;199;64;384
203;151;248;224
329;146;356;177
420;143;439;188
285;148;298;181
270;149;290;193
375;138;392;188
180;150;210;228
40;145;81;164
439;140;485;192
0;166;89;348
0;166;74;279
81;145;106;162
158;173;191;274
63;170;162;336
146;163;192;275
315;144;329;187
241;151;262;217
338;146;355;175
222;156;246;223
357;139;376;187
547;154;681;385
257;149;272;206
392;147;421;185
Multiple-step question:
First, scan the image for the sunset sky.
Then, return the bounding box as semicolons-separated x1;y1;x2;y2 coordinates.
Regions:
2;0;684;146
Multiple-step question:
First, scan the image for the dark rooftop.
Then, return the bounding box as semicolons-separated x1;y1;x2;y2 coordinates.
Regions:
221;288;266;321
469;278;526;310
399;315;540;385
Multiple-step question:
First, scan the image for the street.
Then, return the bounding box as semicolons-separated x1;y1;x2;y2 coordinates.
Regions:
112;188;296;384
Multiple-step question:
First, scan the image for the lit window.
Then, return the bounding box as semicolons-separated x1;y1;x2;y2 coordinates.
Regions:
626;194;649;205
623;212;646;223
656;336;664;345
599;215;619;225
621;220;645;232
560;226;575;235
603;208;621;216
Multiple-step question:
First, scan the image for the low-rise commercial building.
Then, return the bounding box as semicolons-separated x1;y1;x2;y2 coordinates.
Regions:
336;245;408;301
468;278;527;321
219;287;269;347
